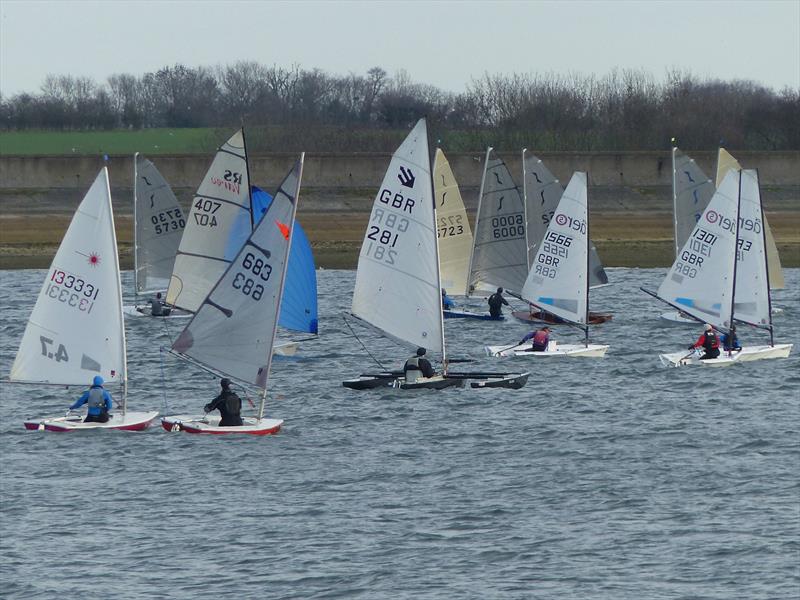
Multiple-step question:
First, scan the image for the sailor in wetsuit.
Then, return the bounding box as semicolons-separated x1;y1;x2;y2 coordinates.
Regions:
487;287;509;318
70;375;113;423
520;326;551;352
149;292;171;317
689;323;721;360
721;325;742;352
204;378;243;426
404;347;435;382
441;289;455;310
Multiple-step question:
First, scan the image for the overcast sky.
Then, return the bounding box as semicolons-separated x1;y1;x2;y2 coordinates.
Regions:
1;0;798;96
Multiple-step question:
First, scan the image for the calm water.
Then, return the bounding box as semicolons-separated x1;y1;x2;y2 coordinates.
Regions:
1;268;798;599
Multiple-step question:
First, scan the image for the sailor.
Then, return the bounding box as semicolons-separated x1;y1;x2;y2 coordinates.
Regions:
204;378;244;426
520;326;551;352
441;289;455;310
149;292;170;317
487;287;509;318
70;375;113;423
689;323;721;360
721;325;742;352
404;347;435;383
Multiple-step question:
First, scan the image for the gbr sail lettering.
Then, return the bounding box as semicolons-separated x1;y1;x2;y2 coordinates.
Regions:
675;228;717;278
535;230;572;279
363;189;414;265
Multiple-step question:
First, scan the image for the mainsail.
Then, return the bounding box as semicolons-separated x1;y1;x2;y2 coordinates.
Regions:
734;170;771;328
468;148;527;295
657;169;741;330
133;154;185;294
172;157;304;390
715;148;784;289
434;149;473;294
522;150;608;287
521;172;589;326
672;147;715;256
351;119;444;356
167;129;252;312
11;168;126;386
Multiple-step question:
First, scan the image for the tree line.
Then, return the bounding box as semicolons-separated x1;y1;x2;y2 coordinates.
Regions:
1;62;798;151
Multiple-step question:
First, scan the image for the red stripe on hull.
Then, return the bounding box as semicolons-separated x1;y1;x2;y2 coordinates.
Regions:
180;424;282;435
24;419;153;432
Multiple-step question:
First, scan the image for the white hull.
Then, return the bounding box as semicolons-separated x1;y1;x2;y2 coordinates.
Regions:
660;343;793;367
161;414;283;435
24;411;158;432
274;341;300;356
123;304;192;319
485;342;609;358
660;307;783;325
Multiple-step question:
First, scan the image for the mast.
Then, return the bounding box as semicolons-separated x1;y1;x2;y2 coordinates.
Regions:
466;147;492;297
728;170;743;342
242;127;255;231
584;170;591;347
671;142;679;259
429;132;448;373
522;148;531;271
756;168;775;346
258;153;304;421
132;152;140;299
106;167;128;416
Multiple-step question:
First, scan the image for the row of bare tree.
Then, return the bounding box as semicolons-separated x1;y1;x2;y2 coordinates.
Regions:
1;63;798;151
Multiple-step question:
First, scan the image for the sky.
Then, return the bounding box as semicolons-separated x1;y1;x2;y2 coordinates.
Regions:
1;0;798;96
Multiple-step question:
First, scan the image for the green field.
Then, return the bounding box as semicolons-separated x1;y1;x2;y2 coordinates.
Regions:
0;128;220;156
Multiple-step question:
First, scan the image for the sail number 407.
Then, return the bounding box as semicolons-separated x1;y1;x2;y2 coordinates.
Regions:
193;199;222;227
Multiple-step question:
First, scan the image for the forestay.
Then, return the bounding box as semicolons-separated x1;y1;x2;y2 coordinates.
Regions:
734;170;770;327
715;148;784;289
167;129;251;313
522;150;608;287
521;172;589;326
434;149;473;294
11;168;126;386
134;154;186;294
469;149;527;295
672;147;714;256
172;158;303;388
657;169;740;330
351;119;444;356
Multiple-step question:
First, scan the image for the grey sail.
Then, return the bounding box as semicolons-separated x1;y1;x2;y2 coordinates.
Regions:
523;151;608;287
672;147;714;257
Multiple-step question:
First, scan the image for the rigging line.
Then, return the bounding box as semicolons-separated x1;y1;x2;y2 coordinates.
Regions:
342;314;387;371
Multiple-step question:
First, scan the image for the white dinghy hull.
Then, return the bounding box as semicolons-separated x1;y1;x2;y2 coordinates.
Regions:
161;414;283;435
660;344;793;367
485;342;609;358
123;304;192;319
24;411;158;432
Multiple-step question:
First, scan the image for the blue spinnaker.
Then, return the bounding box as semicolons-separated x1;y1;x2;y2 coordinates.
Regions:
251;186;318;334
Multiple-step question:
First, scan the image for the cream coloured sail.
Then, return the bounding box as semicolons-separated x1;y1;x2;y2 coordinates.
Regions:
715;148;784;289
521;172;589;325
468;149;527;295
657;169;740;330
351;119;444;356
134;154;185;294
172;157;303;391
672;147;715;256
10;168;126;386
166;129;251;312
434;149;473;294
522;150;607;287
734;170;771;327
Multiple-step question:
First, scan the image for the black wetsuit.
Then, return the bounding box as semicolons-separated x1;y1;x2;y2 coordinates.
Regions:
204;390;243;426
404;356;435;378
699;331;720;360
487;293;509;318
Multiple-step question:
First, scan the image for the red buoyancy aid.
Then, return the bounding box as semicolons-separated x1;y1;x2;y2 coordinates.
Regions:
533;330;549;348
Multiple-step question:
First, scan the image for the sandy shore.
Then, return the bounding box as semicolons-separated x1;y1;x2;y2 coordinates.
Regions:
1;210;798;270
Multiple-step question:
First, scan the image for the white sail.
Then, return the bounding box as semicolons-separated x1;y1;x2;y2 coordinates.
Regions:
657;169;740;330
172;157;303;388
672;147;715;256
351;119;444;356
468;149;527;295
134;154;185;294
434;149;473;294
166;129;251;312
11;168;126;386
715;147;784;289
734;170;770;327
521;172;589;325
523;150;608;287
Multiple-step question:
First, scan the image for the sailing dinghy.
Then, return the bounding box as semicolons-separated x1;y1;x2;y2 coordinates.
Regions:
648;169;792;367
342;120;529;390
513;150;612;325
11;168;158;431
124;153;190;319
486;172;610;358
161;156;305;434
